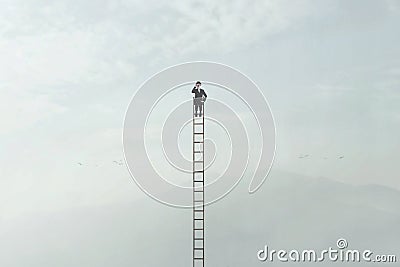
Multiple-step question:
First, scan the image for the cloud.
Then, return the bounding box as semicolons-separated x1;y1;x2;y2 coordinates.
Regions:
0;0;313;136
0;0;313;78
147;0;313;55
386;0;400;13
0;90;67;135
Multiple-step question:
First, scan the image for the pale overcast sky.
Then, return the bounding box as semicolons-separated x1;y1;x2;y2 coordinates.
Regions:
1;1;400;266
0;0;399;238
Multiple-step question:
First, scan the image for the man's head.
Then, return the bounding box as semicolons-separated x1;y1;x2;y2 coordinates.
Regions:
195;81;201;89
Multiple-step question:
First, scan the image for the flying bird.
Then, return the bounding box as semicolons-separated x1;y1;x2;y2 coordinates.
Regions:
113;160;124;166
339;156;344;159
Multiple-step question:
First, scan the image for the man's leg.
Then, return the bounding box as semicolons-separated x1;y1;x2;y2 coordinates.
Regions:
199;103;203;117
194;104;199;117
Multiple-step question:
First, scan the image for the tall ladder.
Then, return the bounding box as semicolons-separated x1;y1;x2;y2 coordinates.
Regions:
193;97;205;267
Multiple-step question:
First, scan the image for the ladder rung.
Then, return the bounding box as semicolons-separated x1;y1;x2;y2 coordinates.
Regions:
194;132;204;134
193;170;203;173
194;151;203;153
194;160;204;163
193;123;203;125
194;258;204;260
194;228;204;231
194;190;203;192
194;200;203;202
194;141;203;143
193;210;204;212
194;218;204;220
194;248;204;250
194;238;204;240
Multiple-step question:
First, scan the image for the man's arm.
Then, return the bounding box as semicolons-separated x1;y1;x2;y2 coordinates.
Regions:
191;87;196;94
203;90;207;98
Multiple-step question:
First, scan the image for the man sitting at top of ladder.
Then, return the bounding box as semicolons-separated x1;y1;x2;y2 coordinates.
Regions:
192;81;207;117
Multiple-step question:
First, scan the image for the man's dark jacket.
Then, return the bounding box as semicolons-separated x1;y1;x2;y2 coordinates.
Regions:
192;87;207;99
